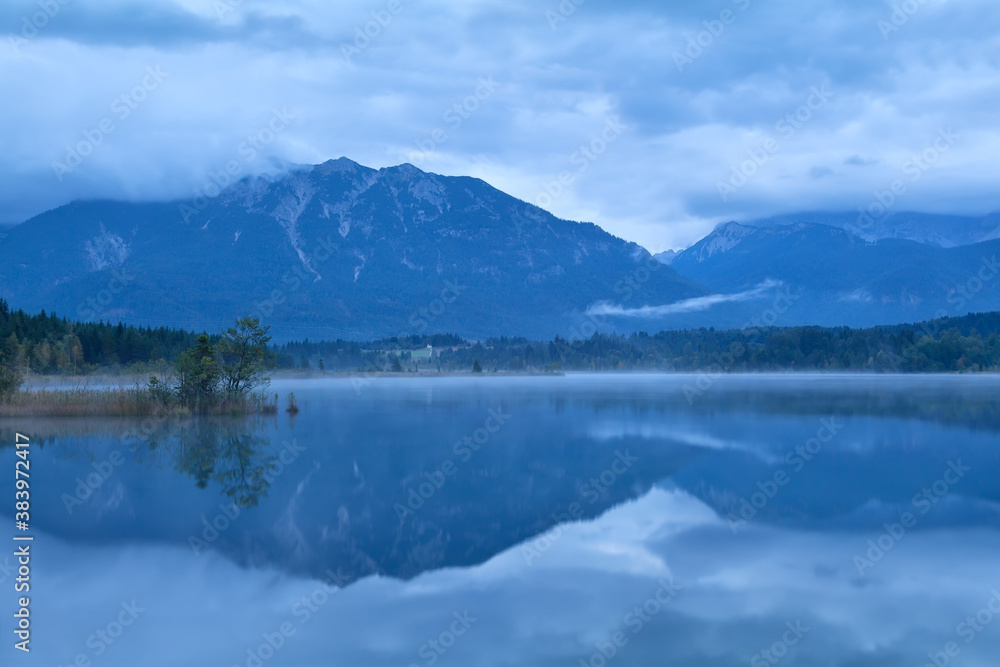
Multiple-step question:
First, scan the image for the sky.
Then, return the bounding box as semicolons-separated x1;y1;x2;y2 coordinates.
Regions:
1;0;998;252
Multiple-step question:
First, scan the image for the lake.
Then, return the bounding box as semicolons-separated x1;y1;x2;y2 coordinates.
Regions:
2;374;999;666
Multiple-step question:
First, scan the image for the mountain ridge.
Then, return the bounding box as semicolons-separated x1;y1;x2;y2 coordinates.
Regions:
669;221;1000;327
0;159;705;340
3;161;1000;337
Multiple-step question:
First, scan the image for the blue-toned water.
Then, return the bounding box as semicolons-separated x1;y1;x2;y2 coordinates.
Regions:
2;374;999;666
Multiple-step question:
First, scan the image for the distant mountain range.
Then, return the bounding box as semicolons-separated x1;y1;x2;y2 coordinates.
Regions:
740;210;1000;248
0;159;703;339
1;160;998;338
666;219;1000;327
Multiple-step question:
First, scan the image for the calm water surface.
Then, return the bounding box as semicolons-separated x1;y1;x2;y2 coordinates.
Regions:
2;374;999;666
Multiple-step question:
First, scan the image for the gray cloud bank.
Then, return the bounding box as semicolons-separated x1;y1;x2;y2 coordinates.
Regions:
2;0;999;252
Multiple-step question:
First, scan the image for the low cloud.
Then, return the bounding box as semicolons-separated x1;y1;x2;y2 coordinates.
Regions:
837;288;873;303
2;0;999;252
586;280;782;318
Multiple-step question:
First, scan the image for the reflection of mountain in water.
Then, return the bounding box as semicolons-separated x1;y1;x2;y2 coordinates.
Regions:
139;419;707;585
670;436;1000;532
4;376;1000;588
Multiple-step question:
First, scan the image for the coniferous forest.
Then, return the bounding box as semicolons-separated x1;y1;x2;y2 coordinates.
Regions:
3;298;1000;376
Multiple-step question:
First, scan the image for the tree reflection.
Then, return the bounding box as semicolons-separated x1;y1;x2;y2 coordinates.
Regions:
141;420;276;507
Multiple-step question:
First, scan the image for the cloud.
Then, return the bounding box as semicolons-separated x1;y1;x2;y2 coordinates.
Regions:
844;155;878;166
586;280;782;318
1;0;999;253
837;288;873;303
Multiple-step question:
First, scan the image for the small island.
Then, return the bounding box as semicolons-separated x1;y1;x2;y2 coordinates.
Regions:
0;315;279;417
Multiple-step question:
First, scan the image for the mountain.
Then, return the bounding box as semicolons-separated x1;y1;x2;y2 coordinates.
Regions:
653;249;677;265
674;222;756;263
742;210;1000;247
5;161;999;338
670;222;1000;327
8;415;705;586
0;159;705;340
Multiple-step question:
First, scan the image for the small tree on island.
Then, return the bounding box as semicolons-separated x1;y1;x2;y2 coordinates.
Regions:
175;333;221;408
217;317;277;399
164;317;277;411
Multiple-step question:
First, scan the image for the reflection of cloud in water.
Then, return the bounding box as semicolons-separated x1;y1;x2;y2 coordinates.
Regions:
481;488;716;580
586;421;779;463
95;480;130;520
14;487;1000;667
273;461;323;565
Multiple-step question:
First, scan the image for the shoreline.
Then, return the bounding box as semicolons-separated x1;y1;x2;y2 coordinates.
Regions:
5;371;999;419
17;367;1000;391
18;370;567;390
0;385;278;419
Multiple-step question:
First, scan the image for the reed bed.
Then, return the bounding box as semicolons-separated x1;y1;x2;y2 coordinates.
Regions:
0;386;279;418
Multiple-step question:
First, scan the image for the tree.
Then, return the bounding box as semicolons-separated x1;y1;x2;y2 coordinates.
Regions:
176;334;221;408
167;422;275;506
0;363;22;403
472;359;483;373
32;340;52;372
217;317;276;398
390;354;403;373
3;333;22;368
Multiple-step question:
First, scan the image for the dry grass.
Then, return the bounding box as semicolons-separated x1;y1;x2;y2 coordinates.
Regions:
0;386;278;418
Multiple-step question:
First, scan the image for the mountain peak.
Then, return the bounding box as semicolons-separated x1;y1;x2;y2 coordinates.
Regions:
653;249;677;265
687;222;755;262
315;157;364;175
712;221;753;233
742;210;1000;247
383;163;426;179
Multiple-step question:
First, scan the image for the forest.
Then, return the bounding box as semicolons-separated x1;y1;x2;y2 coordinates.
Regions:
3;298;1000;377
